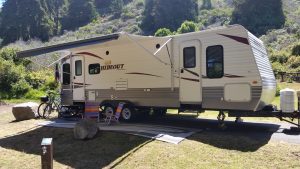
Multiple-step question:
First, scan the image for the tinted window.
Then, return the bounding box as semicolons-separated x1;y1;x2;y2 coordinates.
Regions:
62;63;70;85
89;64;100;74
183;47;196;68
75;60;82;76
206;45;224;78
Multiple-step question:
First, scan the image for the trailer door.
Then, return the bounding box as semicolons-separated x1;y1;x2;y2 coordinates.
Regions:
179;40;202;104
72;56;85;101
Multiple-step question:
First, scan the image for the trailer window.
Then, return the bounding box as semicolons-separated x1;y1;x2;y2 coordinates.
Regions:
206;45;224;78
89;64;100;75
62;63;70;85
75;60;82;76
183;47;196;68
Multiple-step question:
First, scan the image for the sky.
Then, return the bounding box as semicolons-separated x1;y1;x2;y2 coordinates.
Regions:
0;0;4;7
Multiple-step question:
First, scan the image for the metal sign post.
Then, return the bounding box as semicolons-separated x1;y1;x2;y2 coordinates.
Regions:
41;138;53;169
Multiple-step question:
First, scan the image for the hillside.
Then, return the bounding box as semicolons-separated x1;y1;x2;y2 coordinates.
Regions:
0;0;300;99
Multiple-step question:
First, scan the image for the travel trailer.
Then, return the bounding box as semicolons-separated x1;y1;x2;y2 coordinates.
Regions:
18;25;277;122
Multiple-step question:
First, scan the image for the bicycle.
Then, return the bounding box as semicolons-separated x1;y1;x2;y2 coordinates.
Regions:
38;91;61;118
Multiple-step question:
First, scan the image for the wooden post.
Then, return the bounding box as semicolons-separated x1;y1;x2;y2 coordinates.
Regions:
41;138;53;169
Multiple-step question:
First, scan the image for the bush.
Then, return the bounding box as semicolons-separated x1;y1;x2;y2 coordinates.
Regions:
291;43;300;56
40;77;59;92
155;28;173;37
177;21;198;34
272;62;286;73
287;55;300;69
11;79;31;99
276;85;281;96
25;71;47;89
24;89;45;100
269;51;289;64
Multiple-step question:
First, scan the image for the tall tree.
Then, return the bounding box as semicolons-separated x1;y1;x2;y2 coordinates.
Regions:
201;0;212;10
62;0;98;31
0;0;55;45
45;0;68;35
231;0;285;36
141;0;198;35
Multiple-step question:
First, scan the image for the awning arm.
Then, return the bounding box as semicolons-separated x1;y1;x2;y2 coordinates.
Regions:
47;51;71;67
154;38;172;56
124;33;171;66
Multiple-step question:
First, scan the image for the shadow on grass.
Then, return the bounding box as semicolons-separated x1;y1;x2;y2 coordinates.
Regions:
143;114;281;152
0;127;150;169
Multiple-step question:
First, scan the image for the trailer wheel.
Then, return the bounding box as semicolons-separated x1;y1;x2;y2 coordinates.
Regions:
121;106;136;122
104;105;115;117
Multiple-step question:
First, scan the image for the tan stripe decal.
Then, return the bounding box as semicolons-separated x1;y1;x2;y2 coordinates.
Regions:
74;52;104;60
126;72;162;78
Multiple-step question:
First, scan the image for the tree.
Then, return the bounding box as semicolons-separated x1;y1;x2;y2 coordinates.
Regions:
155;28;173;37
45;0;68;35
110;0;124;17
177;21;198;34
231;0;285;36
62;0;98;31
201;0;212;10
0;0;55;45
141;0;198;35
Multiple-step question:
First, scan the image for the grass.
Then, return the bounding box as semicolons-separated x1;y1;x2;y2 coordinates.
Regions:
1;107;300;168
2;99;39;104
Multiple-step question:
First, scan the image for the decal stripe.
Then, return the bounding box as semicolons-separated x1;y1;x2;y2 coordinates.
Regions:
126;72;162;78
224;74;245;78
202;74;245;79
218;33;249;45
183;68;200;77
74;52;103;60
175;76;200;82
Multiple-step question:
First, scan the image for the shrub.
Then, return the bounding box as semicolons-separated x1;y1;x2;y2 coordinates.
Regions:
269;51;289;64
24;89;45;100
287;55;300;69
155;28;173;37
271;62;286;73
291;43;300;56
177;21;198;34
276;85;281;96
11;79;31;99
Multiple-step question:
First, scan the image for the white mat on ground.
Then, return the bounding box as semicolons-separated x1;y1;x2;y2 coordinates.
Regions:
38;120;201;144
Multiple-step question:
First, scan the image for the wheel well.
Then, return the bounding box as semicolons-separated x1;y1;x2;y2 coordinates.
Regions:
99;100;134;109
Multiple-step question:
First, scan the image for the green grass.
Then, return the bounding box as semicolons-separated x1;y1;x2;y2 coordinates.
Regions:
0;111;300;169
3;99;39;104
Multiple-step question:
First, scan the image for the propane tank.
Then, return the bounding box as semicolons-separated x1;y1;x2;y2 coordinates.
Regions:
280;88;296;113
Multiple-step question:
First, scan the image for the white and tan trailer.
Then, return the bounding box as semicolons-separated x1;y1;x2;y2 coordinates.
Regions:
18;25;277;121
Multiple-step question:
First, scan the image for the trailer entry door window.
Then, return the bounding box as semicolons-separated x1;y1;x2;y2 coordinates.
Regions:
75;60;82;76
62;63;70;85
183;47;196;68
206;45;224;78
89;64;100;74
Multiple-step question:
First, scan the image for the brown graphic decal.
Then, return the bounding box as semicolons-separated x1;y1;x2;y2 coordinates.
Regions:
218;33;249;45
126;72;162;78
74;52;104;60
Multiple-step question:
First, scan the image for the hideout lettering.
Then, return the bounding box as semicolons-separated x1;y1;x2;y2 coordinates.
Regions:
101;64;124;70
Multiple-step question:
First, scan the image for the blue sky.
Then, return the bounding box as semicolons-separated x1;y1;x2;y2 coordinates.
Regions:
0;0;4;7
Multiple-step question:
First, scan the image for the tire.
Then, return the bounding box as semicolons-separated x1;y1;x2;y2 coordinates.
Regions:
121;106;137;122
104;105;115;117
43;104;52;119
38;103;47;118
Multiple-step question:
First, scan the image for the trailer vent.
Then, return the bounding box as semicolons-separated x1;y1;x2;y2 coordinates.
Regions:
116;79;128;90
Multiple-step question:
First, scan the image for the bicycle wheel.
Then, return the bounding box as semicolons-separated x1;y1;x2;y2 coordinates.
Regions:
38;103;47;118
43;104;52;119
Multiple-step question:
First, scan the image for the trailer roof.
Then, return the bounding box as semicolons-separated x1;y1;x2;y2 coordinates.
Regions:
17;33;120;58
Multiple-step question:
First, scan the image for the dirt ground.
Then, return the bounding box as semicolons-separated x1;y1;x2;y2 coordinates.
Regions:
0;105;13;114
